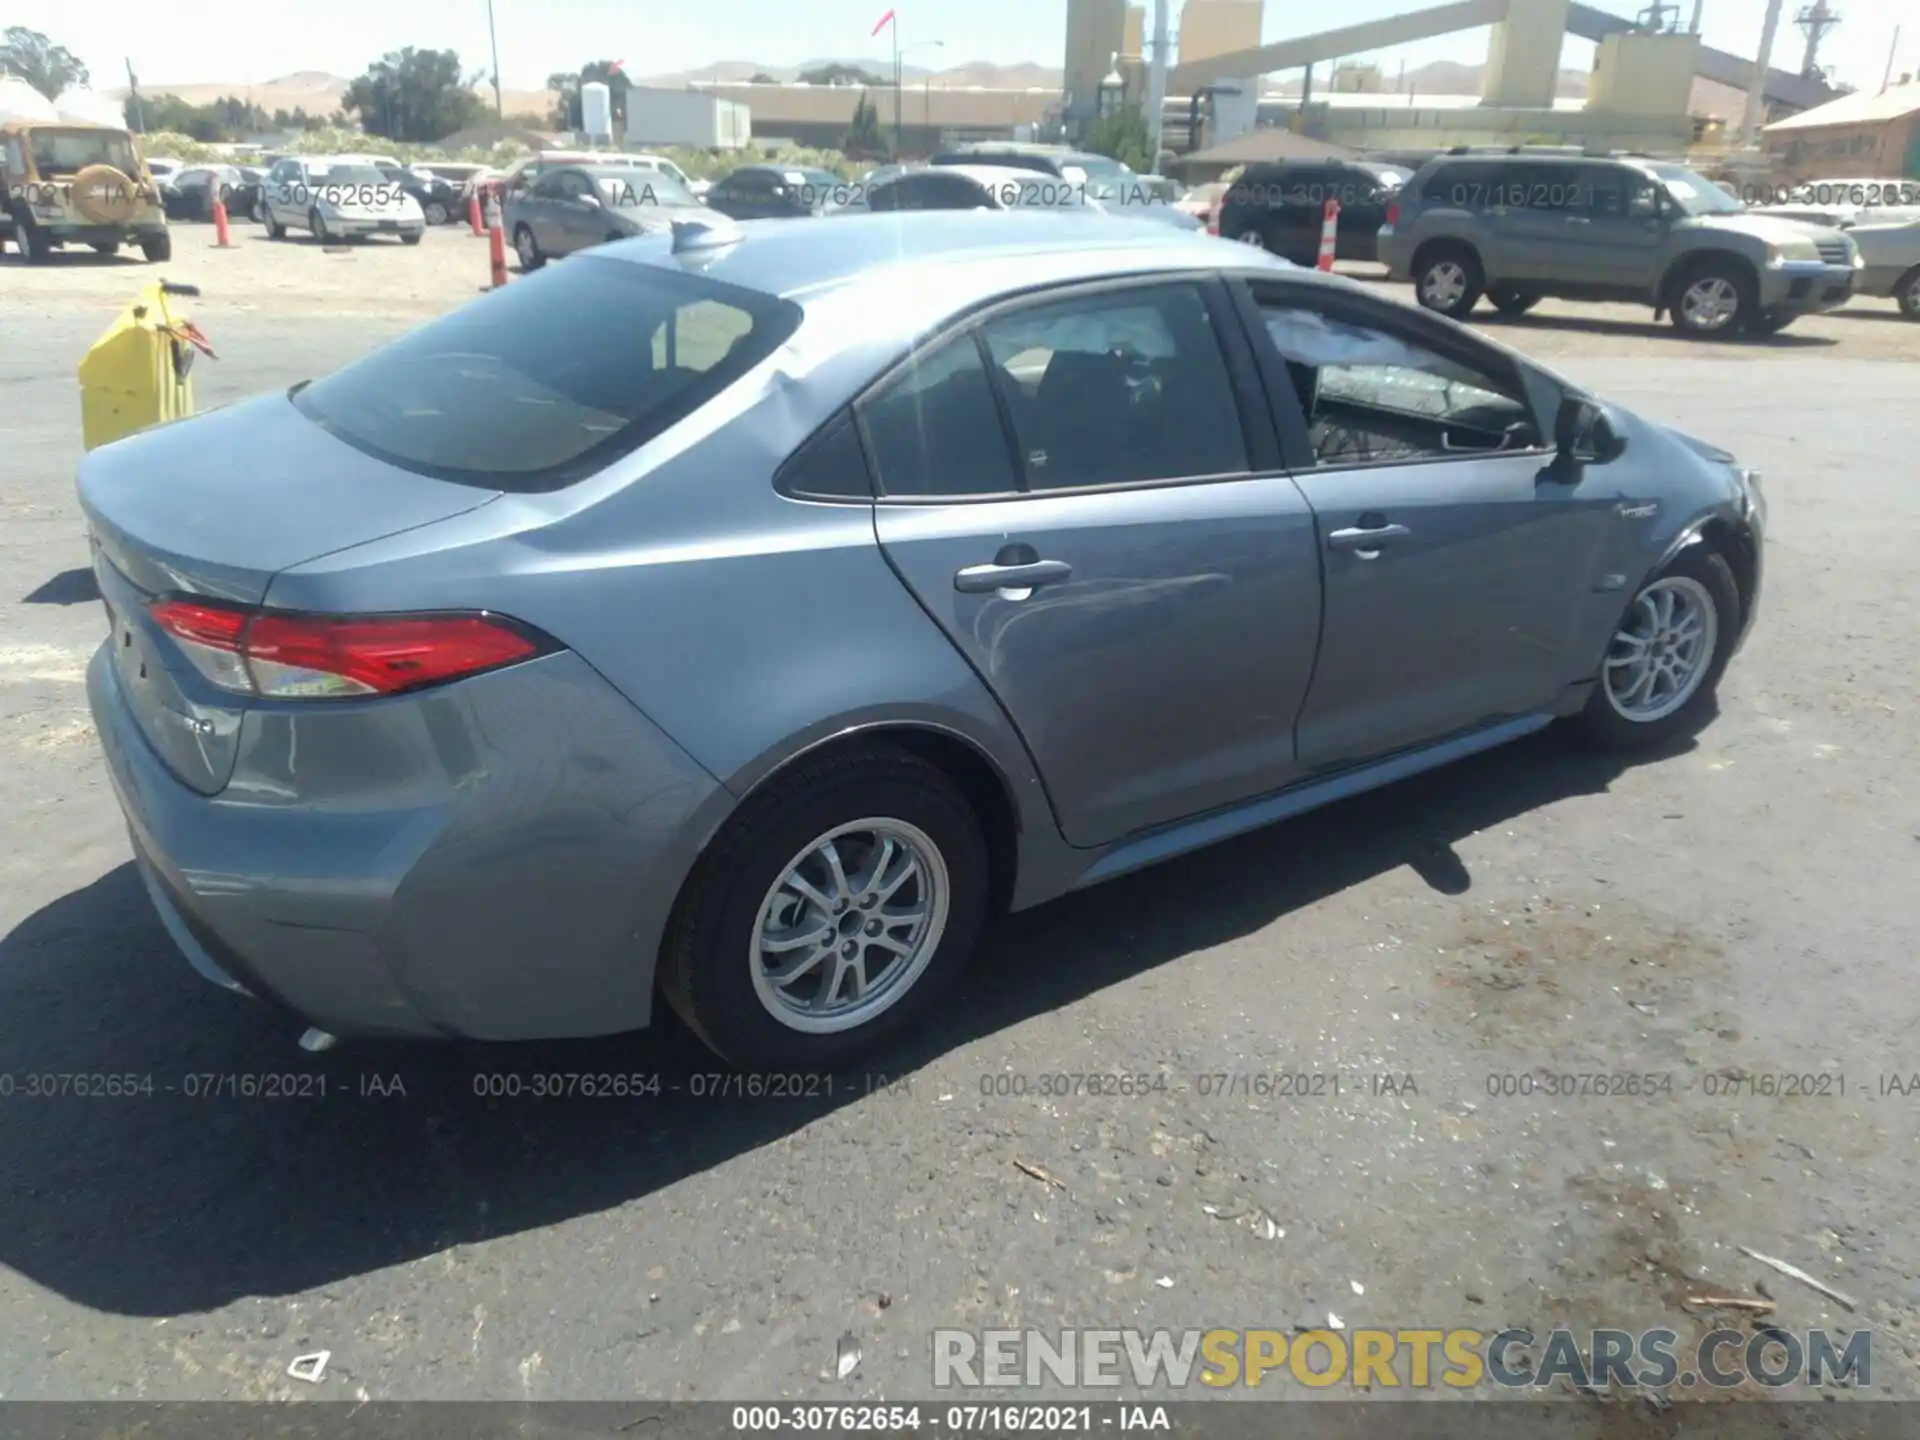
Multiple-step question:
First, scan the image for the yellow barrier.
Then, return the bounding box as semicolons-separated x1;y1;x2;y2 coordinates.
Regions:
78;280;214;452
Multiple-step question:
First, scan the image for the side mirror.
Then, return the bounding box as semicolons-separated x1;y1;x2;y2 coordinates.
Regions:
1555;396;1626;465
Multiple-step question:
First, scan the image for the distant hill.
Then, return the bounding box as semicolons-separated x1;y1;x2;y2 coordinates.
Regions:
103;72;556;122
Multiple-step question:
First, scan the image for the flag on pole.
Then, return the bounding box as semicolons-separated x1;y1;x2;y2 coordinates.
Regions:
872;8;897;35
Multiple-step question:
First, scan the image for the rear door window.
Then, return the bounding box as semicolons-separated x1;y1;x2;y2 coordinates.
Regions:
977;283;1248;491
291;257;802;492
856;338;1019;499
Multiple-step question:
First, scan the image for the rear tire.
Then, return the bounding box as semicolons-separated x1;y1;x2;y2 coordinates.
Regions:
1668;259;1755;338
660;744;990;1070
1412;245;1484;319
309;207;328;242
1488;286;1538;316
18;216;52;265
424;200;449;225
139;232;170;262
266;211;286;239
1575;545;1741;750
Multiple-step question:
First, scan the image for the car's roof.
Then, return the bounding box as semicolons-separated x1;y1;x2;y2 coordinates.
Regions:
895;163;1071;188
607;208;1297;301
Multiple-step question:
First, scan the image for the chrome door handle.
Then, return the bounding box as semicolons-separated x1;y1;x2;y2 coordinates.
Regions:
954;559;1073;593
1327;523;1410;552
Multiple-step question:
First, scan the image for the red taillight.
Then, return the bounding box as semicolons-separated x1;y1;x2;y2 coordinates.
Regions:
149;599;547;700
1385;201;1401;226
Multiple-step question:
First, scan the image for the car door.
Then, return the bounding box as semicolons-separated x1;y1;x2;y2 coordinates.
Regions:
523;173;570;251
265;160;299;226
1570;166;1668;292
550;169;603;251
1489;163;1585;283
1234;277;1619;770
1333;164;1395;261
866;277;1325;848
1260;165;1330;262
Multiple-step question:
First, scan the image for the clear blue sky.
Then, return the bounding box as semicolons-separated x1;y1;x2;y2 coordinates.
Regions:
10;0;1910;99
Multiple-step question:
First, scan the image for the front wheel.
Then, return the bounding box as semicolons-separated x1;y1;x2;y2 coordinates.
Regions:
1895;267;1920;319
309;207;329;242
139;231;171;262
91;240;119;256
660;745;990;1069
1670;262;1755;338
423;200;449;225
1413;247;1484;318
514;224;543;271
1575;546;1741;750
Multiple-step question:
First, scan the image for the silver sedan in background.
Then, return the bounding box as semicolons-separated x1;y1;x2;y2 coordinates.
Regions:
79;212;1763;1068
503;164;709;269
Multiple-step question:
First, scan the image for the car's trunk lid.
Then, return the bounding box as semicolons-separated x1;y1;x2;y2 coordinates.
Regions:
79;390;498;794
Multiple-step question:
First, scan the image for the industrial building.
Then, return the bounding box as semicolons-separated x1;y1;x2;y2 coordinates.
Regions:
669;0;1840;163
1764;78;1920;181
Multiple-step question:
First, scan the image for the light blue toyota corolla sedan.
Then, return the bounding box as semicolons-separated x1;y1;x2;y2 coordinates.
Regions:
79;210;1765;1068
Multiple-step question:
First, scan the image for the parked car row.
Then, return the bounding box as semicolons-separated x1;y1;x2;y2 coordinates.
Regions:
1206;148;1912;333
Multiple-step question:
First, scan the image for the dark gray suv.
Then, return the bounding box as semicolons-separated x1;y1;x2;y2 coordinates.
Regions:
1377;151;1861;337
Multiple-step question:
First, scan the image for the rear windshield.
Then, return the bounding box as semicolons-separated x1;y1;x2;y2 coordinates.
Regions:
292;257;803;492
30;128;138;176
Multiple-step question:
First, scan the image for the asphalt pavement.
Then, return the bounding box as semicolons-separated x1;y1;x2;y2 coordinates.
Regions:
2;309;1918;1404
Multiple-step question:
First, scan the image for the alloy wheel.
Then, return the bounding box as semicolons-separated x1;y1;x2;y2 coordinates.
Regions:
748;819;949;1035
1680;276;1740;331
1421;260;1467;309
516;228;538;268
1604;576;1719;723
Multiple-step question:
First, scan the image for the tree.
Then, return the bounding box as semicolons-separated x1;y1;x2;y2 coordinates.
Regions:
1081;108;1153;172
799;62;885;87
843;92;884;156
547;60;630;133
0;25;88;99
748;72;778;84
343;47;488;143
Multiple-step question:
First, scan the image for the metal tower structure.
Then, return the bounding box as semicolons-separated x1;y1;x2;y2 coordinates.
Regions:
1795;0;1840;80
1635;1;1681;32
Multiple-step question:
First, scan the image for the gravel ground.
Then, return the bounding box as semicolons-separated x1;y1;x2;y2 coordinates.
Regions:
2;227;1918;1409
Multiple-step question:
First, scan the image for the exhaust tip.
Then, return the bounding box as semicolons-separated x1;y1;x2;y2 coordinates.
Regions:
298;1027;338;1053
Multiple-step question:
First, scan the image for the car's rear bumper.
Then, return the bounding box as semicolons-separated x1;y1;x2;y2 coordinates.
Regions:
87;643;726;1041
1759;260;1856;314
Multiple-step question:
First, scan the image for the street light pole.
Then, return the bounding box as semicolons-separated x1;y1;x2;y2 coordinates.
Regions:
485;0;504;116
897;40;944;155
1145;0;1169;173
